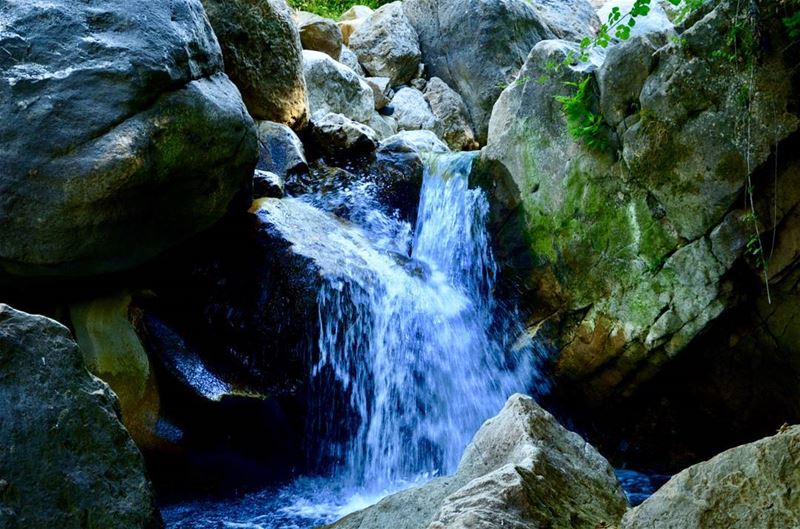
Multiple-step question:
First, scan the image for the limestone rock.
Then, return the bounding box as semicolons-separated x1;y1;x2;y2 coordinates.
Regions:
349;2;421;85
0;0;257;278
298;11;343;60
0;305;161;529
202;0;308;126
424;77;479;151
391;87;440;132
327;394;628;529
403;0;599;143
302;50;374;123
310;112;380;155
622;426;800;529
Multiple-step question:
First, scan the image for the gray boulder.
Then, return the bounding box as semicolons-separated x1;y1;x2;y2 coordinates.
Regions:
310;112;380;155
328;394;628;529
298;11;343;60
256;121;308;177
349;2;421;85
403;0;599;143
302;50;374;123
202;0;308;127
391;87;440;132
0;305;161;529
423;77;478;151
0;0;257;278
622;426;800;529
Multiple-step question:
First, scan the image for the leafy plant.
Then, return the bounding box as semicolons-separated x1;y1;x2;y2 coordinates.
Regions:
555;77;609;152
288;0;390;19
785;11;800;38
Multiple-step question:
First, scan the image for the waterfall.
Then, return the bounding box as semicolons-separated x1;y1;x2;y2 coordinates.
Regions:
162;153;548;529
310;152;540;492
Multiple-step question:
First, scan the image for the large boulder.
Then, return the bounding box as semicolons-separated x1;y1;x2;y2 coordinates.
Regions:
349;2;421;85
622;425;800;528
402;0;599;143
423;77;478;151
0;305;161;529
201;0;308;127
328;394;628;529
480;0;800;406
298;12;343;60
0;0;258;278
302;50;374;123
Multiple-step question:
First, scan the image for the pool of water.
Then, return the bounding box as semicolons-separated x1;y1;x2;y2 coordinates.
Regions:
161;476;427;529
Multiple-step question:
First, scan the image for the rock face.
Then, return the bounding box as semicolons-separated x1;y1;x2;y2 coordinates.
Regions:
423;77;478;151
0;0;258;278
298;12;343;60
622;425;800;529
302;50;374;123
328;394;628;529
349;2;421;85
403;0;599;143
480;0;800;406
0;305;160;529
202;0;308;127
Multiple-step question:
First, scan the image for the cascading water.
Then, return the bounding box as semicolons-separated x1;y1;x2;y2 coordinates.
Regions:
163;152;548;529
310;153;538;491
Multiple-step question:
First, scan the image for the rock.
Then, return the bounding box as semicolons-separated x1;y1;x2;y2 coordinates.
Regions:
0;0;258;278
302;50;374;123
597;33;669;129
202;0;308;127
310;112;380;155
403;0;599;143
382;130;450;154
69;293;162;452
0;305;161;529
366;112;399;140
424;77;479;151
479;0;799;406
254;170;285;198
298;11;343;60
340;45;366;76
391;87;440;132
327;394;628;529
256;121;309;177
365;76;392;109
622;426;800;529
349;2;421;85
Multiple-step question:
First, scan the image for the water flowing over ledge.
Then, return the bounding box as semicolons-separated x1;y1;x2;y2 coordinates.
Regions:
164;152;549;528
